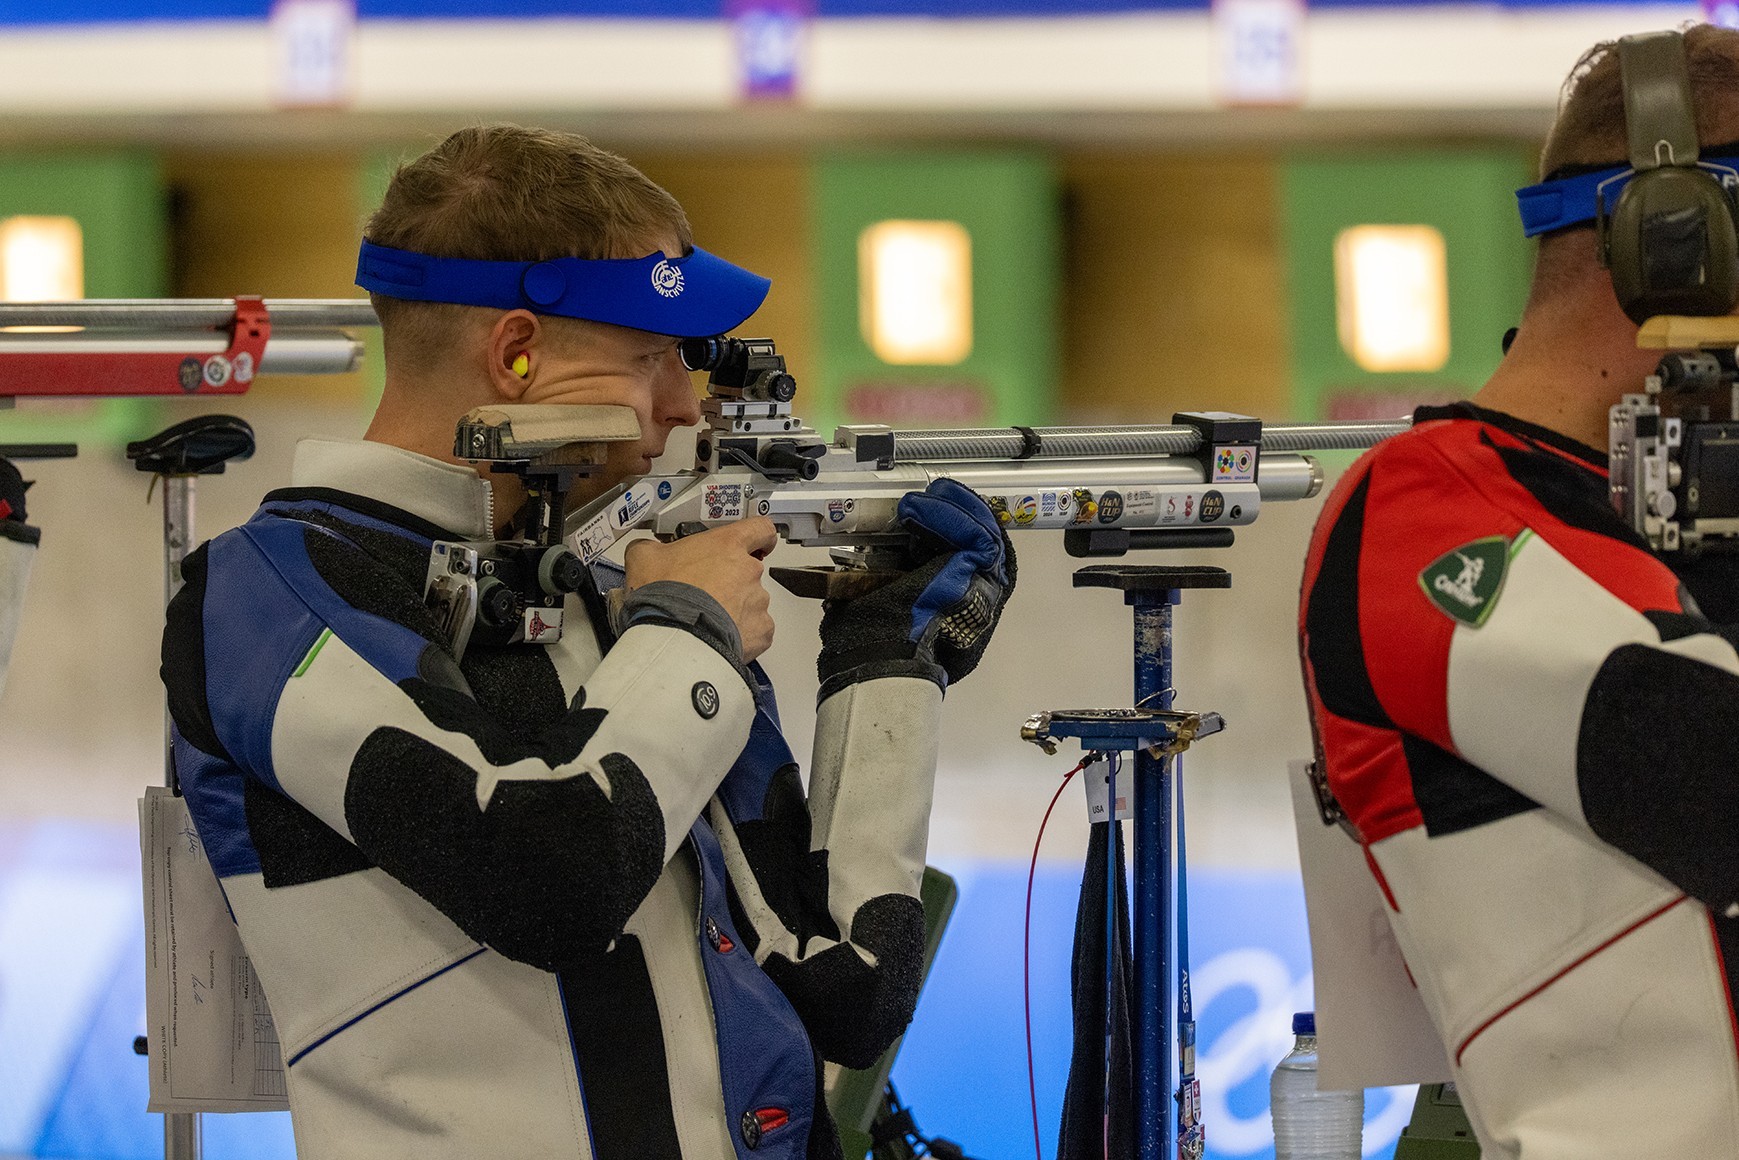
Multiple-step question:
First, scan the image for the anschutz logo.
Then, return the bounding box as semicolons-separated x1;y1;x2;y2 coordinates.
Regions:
1418;535;1514;627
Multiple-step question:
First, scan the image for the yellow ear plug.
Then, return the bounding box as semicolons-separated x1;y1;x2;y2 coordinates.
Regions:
511;353;530;379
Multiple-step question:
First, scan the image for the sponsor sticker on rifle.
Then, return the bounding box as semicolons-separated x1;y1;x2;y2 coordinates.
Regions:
571;512;613;563
611;485;655;531
1071;489;1097;524
1212;445;1258;483
1199;490;1226;523
706;482;745;521
522;606;563;644
1419;535;1514;627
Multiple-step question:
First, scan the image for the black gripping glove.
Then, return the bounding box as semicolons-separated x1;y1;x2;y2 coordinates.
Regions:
817;478;1016;699
0;459;37;546
0;459;30;525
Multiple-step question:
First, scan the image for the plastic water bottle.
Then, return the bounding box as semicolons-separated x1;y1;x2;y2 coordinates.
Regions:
1270;1011;1363;1160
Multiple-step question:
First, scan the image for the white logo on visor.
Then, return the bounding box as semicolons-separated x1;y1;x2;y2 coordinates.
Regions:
651;259;684;298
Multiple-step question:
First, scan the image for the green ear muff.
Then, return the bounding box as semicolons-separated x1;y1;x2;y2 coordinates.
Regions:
1600;30;1739;325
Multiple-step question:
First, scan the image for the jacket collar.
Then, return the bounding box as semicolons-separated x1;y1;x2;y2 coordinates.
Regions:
289;439;496;540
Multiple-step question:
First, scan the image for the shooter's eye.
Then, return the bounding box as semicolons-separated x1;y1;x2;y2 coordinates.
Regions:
680;336;725;373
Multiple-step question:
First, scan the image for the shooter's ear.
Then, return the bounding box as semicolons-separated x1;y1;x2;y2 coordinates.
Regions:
486;311;540;401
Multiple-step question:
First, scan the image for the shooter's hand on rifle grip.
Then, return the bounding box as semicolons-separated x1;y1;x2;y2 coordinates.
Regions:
816;478;1016;698
623;517;777;663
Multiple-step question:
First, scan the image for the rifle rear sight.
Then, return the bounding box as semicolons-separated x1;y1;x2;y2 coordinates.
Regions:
681;336;797;404
684;336;826;481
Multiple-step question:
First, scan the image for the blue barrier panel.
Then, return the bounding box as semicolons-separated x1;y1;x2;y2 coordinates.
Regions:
0;821;1416;1159
890;859;1418;1160
0;821;295;1160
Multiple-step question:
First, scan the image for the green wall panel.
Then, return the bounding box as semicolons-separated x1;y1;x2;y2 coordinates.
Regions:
1282;150;1535;421
0;152;169;445
356;149;408;412
811;151;1059;435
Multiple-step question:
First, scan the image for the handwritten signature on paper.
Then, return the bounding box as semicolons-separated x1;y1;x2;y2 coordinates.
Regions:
178;823;201;857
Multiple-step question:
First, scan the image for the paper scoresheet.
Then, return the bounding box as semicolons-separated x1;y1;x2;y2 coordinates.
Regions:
139;787;290;1113
1287;760;1453;1091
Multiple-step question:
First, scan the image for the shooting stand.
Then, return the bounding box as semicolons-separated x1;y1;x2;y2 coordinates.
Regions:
1024;564;1230;1160
127;414;258;1160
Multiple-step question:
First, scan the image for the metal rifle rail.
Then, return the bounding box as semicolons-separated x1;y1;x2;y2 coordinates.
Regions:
0;298;378;329
888;420;1410;462
0;330;365;375
0;298;378;388
558;415;1409;574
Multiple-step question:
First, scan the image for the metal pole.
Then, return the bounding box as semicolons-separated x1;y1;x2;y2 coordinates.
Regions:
163;477;194;597
160;473;201;1160
1130;590;1177;1160
161;475;193;788
164;1110;202;1160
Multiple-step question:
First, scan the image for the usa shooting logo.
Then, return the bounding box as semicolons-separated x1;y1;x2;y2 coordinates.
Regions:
651;259;684;298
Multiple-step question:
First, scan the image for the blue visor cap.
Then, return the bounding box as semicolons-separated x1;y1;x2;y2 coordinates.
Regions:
355;240;771;337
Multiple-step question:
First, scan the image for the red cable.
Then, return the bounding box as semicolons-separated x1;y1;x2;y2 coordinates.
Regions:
1025;757;1087;1160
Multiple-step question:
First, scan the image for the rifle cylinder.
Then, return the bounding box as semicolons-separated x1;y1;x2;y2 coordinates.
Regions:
0;298;377;329
0;330;364;375
908;451;1323;501
889;420;1407;462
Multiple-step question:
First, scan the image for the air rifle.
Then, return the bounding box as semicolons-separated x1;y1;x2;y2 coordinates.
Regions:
1611;315;1739;556
428;336;1405;656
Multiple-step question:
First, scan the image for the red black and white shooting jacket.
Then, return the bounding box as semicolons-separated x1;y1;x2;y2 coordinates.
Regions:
1301;402;1739;1159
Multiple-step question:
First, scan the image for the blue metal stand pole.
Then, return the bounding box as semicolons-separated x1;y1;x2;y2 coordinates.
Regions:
1070;563;1229;1160
1130;590;1177;1160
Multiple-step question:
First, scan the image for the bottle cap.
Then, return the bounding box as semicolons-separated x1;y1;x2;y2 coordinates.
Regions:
1292;1011;1316;1036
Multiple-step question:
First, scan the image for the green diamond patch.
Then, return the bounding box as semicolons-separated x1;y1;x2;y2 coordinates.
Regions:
1419;535;1511;627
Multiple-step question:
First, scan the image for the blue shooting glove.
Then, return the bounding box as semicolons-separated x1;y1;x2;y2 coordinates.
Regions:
817;478;1016;699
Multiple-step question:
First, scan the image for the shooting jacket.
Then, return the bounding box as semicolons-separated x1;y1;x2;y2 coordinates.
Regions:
160;438;943;1160
1301;403;1739;1159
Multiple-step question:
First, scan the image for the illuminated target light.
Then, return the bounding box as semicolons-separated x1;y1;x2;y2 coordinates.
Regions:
1334;224;1450;373
0;216;84;303
859;220;973;365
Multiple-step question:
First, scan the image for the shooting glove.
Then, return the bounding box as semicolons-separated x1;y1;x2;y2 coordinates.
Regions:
0;459;39;702
817;478;1015;699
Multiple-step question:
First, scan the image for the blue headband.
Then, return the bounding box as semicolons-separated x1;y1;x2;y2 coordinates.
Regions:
355;240;771;338
1515;165;1631;238
1516;158;1739;238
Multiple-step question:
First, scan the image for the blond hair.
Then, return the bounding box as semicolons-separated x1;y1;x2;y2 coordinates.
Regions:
364;125;692;365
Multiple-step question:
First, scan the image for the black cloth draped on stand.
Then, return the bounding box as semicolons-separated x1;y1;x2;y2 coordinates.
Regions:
1057;820;1137;1160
